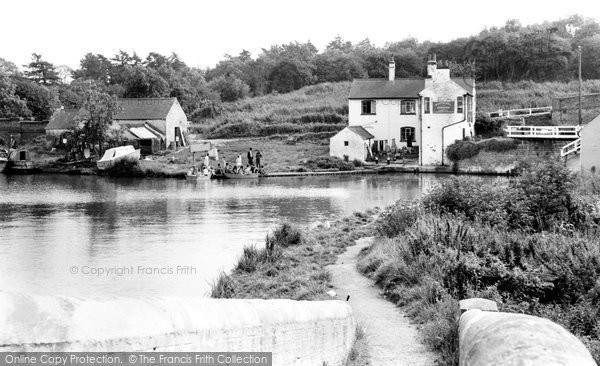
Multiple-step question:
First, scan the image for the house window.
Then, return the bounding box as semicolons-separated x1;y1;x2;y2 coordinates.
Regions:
401;100;416;114
424;97;431;114
457;96;464;114
400;127;416;142
361;100;376;115
344;141;349;146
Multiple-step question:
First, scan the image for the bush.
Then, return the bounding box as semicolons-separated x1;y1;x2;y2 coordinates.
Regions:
267;222;303;248
476;138;519;152
104;158;144;177
445;140;481;162
304;156;355;171
377;202;421;238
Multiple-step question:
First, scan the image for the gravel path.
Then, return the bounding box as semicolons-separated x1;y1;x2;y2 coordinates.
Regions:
329;237;436;366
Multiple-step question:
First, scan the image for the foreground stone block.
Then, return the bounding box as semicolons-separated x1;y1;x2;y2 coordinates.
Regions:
459;309;596;366
0;292;355;366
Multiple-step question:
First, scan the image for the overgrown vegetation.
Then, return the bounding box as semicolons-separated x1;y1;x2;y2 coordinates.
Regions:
358;162;600;364
211;212;378;301
103;158;187;178
302;156;355;171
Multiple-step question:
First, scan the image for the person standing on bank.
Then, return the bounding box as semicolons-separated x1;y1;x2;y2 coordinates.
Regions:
255;150;262;168
247;148;254;166
204;152;210;169
235;154;243;173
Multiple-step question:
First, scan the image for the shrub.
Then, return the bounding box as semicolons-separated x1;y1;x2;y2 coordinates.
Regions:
476;138;519;152
267;222;303;248
304;156;355;171
377;202;421;238
104;159;144;177
445;140;481;162
352;159;363;167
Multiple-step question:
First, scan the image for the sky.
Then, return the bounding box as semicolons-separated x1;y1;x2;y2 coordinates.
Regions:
2;0;600;70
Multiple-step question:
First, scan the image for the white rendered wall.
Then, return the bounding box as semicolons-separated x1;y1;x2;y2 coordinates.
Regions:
330;128;368;162
0;292;355;366
348;99;419;149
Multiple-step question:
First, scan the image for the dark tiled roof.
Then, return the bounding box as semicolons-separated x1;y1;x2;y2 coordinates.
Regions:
349;78;425;99
347;126;374;140
46;109;80;130
451;77;475;94
115;98;177;120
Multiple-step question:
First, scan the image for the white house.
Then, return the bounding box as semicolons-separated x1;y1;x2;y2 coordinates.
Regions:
45;98;189;154
114;97;189;150
335;55;476;166
330;126;374;162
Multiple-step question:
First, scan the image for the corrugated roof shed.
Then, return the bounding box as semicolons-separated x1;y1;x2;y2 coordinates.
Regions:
46;109;80;130
347;126;375;140
349;79;425;99
115;98;176;120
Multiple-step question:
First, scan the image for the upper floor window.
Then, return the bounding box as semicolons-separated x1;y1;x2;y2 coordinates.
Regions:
424;97;431;114
457;96;464;114
401;100;416;114
361;100;376;115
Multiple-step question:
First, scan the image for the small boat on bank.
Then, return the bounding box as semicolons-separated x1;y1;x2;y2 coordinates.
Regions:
97;146;140;170
0;149;8;173
186;168;212;181
5;149;36;173
223;172;260;179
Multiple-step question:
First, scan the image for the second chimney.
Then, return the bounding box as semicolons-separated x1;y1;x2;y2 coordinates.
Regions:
427;54;437;78
388;56;395;81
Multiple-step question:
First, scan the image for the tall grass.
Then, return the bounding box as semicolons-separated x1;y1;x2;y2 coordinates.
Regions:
358;162;600;364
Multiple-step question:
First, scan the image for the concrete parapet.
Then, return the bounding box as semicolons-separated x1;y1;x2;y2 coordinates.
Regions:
0;292;355;366
458;298;498;313
459;309;596;366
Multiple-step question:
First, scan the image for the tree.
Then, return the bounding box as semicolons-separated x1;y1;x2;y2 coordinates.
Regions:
0;58;19;76
73;53;112;84
73;82;120;155
269;59;315;93
0;73;30;118
14;79;60;120
580;35;600;79
23;53;60;85
208;75;249;102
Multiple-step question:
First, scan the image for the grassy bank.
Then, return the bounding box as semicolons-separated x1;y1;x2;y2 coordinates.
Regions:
210;213;378;300
193;82;351;139
357;162;600;365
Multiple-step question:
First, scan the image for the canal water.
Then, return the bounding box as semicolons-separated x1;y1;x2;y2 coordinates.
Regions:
0;173;488;298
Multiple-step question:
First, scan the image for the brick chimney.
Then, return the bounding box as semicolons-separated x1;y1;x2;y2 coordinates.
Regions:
427;54;437;78
388;56;395;81
436;59;450;81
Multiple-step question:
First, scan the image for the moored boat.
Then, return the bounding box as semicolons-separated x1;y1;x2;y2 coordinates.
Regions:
6;149;36;173
0;149;8;173
186;168;212;181
223;172;260;179
97;146;141;170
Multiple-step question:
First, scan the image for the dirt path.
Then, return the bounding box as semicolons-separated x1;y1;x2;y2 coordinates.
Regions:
329;237;436;366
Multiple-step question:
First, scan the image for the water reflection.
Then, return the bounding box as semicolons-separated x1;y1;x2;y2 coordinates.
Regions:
0;173;494;298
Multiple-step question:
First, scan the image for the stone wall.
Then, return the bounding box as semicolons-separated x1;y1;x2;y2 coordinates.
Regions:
0;292;355;366
459;299;596;365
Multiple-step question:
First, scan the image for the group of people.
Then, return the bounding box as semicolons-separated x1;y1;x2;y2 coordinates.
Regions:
194;147;263;176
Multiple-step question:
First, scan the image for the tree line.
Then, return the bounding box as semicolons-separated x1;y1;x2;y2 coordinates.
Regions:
1;14;599;123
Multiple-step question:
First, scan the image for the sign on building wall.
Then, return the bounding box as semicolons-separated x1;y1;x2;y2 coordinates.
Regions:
433;101;455;114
